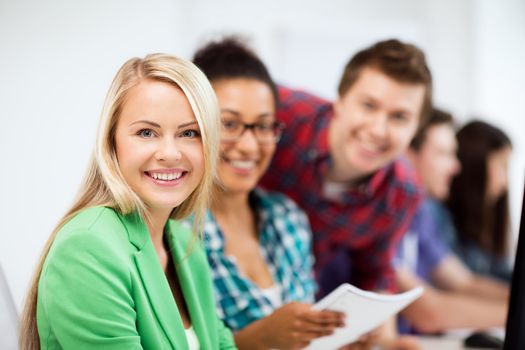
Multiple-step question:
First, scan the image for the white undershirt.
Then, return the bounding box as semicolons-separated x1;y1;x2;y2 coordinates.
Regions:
185;326;200;350
260;284;283;308
322;180;350;202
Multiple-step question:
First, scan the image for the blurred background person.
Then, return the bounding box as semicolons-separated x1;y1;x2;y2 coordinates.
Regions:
447;120;514;282
260;38;431;350
261;38;429;298
191;38;348;350
395;108;509;334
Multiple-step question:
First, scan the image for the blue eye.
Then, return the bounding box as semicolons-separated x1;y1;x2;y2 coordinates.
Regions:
181;129;200;138
138;129;155;138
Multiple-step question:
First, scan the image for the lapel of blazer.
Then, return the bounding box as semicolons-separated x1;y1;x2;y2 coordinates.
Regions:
167;220;212;350
121;212;188;350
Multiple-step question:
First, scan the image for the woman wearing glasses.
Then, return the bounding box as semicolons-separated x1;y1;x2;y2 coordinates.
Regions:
191;38;345;349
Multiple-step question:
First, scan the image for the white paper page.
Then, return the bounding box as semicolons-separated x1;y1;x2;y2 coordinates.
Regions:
304;283;423;350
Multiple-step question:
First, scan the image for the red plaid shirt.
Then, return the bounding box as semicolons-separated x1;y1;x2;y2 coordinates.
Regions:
260;86;423;294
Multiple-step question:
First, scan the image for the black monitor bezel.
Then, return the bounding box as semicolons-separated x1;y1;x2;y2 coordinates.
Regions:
503;178;525;349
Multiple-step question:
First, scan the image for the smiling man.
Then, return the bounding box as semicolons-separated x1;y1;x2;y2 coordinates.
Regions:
260;39;431;297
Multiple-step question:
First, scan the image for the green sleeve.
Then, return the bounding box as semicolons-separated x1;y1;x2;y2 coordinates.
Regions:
217;316;237;349
38;230;143;349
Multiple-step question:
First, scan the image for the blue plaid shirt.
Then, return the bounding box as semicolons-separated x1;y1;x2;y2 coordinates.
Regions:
202;188;316;331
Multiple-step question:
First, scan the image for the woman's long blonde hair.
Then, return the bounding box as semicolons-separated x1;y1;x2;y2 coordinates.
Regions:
19;53;220;349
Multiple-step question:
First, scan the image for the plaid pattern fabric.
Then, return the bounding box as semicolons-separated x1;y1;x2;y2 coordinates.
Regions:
202;188;316;331
260;86;423;294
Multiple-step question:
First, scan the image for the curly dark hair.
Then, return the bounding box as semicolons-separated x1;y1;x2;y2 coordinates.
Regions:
192;36;278;109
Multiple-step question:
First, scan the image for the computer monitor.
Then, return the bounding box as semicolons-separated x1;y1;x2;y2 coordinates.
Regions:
503;179;525;349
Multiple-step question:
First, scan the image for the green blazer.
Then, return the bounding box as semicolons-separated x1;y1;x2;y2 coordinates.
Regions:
37;206;236;349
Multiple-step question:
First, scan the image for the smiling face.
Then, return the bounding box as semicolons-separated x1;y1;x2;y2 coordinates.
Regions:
114;79;204;219
328;67;425;182
409;123;461;200
213;78;276;195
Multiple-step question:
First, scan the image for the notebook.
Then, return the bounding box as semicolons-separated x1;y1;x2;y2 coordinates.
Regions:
304;283;423;350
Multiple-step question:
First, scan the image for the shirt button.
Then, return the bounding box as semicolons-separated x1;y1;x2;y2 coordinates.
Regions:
308;149;318;160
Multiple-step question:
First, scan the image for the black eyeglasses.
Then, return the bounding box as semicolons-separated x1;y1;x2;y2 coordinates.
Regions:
221;120;285;144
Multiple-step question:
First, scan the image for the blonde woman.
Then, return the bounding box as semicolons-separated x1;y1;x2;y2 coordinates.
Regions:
19;54;236;349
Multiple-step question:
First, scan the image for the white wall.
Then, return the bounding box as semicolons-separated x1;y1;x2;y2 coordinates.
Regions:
1;0;524;310
0;0;184;310
472;0;525;239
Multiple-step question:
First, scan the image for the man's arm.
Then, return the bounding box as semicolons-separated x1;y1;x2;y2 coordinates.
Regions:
397;266;508;333
431;255;509;301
